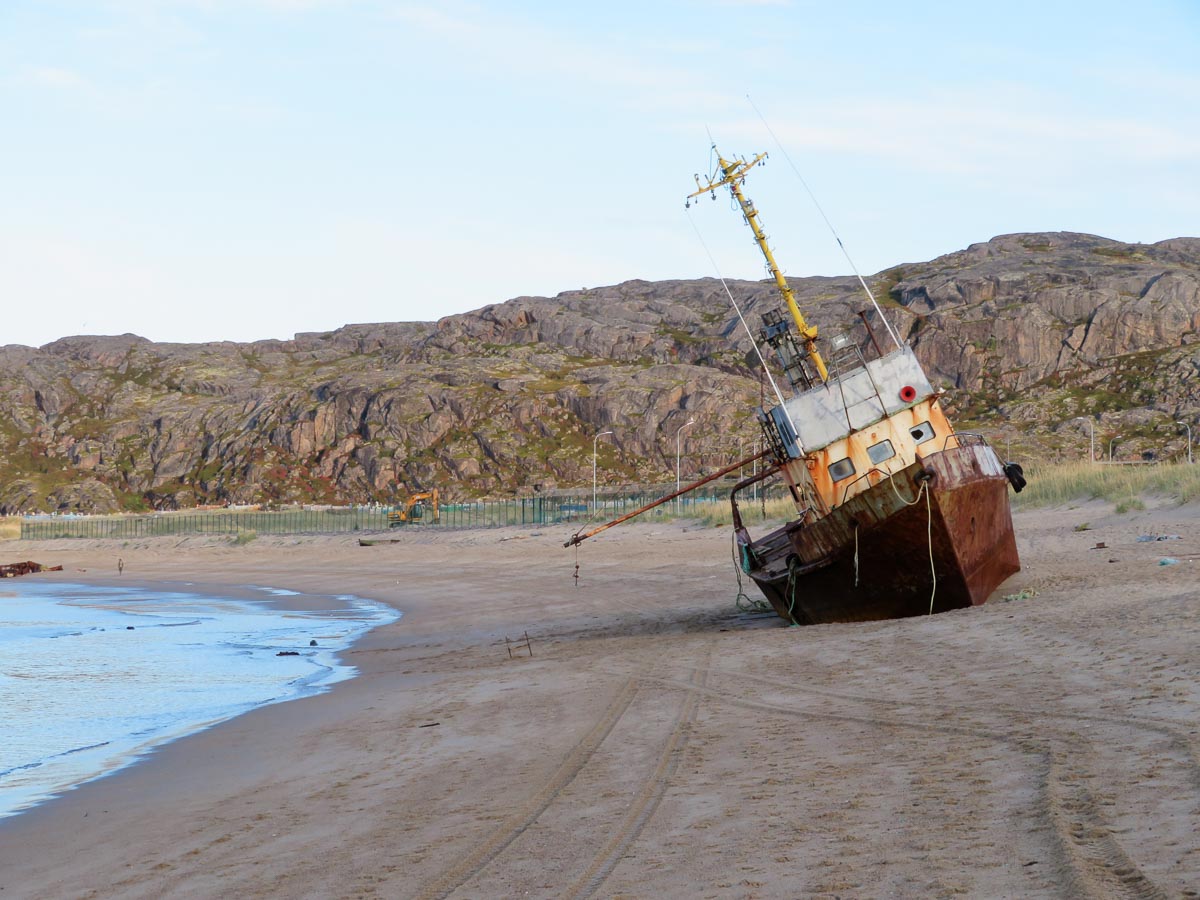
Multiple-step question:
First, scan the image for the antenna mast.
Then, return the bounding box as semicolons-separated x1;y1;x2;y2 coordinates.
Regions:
688;147;828;383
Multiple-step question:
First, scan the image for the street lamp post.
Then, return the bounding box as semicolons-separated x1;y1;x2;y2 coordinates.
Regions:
593;430;613;510
752;438;762;505
675;419;695;497
1089;418;1095;463
1177;422;1193;464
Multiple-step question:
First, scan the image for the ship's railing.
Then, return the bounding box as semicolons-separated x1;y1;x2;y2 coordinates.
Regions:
728;464;792;532
836;467;894;508
939;431;990;452
825;315;889;370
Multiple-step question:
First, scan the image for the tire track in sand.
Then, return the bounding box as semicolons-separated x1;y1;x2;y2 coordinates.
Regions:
705;663;1200;894
1042;751;1171;900
636;672;1176;898
415;677;639;900
710;664;1200;793
564;658;711;900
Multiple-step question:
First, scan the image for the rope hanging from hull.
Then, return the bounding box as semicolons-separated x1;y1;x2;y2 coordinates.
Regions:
731;531;771;614
885;474;938;615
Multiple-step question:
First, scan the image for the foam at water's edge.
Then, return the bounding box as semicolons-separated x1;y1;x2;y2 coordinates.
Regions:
0;583;399;820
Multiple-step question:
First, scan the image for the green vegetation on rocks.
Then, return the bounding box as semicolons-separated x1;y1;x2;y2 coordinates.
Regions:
0;232;1197;514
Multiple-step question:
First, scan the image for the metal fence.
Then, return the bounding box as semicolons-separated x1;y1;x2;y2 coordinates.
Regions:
17;484;789;541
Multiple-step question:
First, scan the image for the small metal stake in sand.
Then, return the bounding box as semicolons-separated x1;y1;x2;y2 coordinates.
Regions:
505;631;533;659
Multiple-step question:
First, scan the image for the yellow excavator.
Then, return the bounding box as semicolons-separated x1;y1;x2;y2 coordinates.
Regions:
387;489;440;527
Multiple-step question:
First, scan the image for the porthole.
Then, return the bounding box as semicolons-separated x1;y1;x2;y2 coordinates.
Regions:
909;421;935;446
828;457;856;482
867;439;896;465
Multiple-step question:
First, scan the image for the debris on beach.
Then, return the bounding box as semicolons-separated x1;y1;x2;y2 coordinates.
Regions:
1000;588;1038;602
1;560;64;578
504;631;534;659
1137;534;1182;542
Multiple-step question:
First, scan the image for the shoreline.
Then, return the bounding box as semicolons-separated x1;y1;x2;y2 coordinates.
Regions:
0;566;397;823
2;511;1199;897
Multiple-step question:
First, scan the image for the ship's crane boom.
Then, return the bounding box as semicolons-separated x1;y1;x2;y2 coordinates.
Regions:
688;149;829;383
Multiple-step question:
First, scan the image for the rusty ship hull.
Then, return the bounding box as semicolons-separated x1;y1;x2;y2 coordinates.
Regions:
738;442;1019;625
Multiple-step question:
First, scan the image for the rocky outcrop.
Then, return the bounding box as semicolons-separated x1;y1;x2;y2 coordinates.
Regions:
0;232;1197;512
886;234;1200;391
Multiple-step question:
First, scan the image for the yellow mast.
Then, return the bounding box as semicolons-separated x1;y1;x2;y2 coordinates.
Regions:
689;148;828;383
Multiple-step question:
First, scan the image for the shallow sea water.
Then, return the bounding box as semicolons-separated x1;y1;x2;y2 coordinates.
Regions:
0;581;398;820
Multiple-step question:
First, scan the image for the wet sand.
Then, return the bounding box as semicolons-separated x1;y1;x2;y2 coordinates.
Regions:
1;503;1198;898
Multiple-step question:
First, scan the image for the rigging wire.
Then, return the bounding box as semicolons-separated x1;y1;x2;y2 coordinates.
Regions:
886;473;938;614
684;207;801;444
746;94;904;351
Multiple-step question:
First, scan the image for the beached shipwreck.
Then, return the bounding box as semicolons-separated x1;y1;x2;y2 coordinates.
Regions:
727;347;1022;624
568;147;1024;625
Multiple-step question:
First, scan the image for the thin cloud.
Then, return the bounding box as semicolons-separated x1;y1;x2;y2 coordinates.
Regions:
102;0;349;11
386;2;730;114
720;91;1200;179
21;66;92;91
255;0;350;8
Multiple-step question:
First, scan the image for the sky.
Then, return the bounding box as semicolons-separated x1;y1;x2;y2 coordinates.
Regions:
2;0;1198;347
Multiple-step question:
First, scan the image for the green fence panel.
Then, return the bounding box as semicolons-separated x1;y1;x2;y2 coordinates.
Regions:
16;481;792;541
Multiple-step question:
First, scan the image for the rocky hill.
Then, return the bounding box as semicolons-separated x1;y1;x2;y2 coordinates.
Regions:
2;231;1198;513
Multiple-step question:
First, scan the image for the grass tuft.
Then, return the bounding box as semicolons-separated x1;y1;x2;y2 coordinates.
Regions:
681;461;1200;529
671;496;798;528
1014;460;1200;509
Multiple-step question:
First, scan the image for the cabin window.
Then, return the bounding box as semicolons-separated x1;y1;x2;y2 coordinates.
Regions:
867;439;896;464
909;421;936;446
828;457;856;482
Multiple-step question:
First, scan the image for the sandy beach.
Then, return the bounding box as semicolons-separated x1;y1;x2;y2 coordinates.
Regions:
1;503;1198;899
